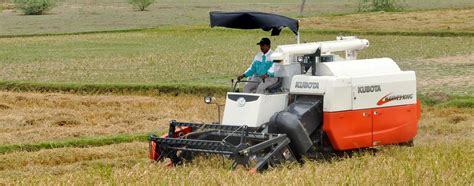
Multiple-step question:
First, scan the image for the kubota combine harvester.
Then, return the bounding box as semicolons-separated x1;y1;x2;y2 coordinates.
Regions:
149;11;420;172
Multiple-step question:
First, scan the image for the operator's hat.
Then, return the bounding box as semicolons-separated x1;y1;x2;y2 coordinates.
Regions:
257;38;271;45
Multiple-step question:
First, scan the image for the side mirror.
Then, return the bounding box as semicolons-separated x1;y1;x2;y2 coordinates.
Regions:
204;96;223;124
204;96;214;104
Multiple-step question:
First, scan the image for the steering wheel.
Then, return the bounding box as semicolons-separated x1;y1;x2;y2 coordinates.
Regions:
232;80;259;92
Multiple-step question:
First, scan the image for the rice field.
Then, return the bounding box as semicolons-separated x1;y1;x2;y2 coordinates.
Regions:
0;91;217;144
301;8;474;34
0;28;473;95
0;3;473;184
1;6;473;96
0;91;472;184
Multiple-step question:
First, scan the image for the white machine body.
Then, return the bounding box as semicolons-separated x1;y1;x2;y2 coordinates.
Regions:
271;37;369;64
290;58;417;112
222;93;288;127
221;37;416;127
271;37;369;91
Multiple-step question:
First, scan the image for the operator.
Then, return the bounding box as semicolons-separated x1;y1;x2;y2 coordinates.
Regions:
237;38;277;93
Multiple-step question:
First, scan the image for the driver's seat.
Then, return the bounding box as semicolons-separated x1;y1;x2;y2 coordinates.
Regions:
266;78;282;93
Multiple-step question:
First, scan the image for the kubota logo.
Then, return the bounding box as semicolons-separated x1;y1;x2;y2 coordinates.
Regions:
357;85;381;94
295;81;319;89
377;93;414;105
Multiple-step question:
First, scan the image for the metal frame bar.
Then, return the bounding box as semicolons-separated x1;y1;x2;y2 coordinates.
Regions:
240;134;288;155
150;121;295;172
254;137;291;171
170;121;253;131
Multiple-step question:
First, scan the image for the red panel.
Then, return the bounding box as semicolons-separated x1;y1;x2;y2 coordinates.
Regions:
160;127;193;138
372;101;420;145
149;141;159;160
150;126;193;161
323;101;420;151
323;109;373;150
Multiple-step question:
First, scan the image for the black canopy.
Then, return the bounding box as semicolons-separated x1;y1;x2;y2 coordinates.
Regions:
209;11;299;36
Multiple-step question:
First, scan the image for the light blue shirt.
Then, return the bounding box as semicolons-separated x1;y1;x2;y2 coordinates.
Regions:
244;49;275;77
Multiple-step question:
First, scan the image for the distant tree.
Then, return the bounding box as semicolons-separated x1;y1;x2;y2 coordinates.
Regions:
14;0;55;15
358;0;405;12
128;0;155;11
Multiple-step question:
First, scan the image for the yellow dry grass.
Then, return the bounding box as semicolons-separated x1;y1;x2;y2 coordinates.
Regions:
301;8;474;33
0;91;219;144
0;103;472;184
0;142;146;172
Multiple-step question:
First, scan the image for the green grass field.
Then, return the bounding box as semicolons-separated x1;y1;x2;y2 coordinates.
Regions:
1;28;473;95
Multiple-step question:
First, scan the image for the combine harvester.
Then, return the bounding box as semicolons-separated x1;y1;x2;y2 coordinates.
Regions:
149;12;420;172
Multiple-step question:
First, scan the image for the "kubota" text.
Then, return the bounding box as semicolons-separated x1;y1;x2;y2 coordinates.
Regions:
358;85;381;94
295;82;319;89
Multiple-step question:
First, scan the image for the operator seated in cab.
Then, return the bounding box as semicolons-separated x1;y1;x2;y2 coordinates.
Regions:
237;38;277;93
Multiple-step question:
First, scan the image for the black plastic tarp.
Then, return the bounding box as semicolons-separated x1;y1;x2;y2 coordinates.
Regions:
209;11;299;36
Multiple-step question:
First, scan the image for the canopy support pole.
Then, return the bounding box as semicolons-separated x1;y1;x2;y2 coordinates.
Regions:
296;32;300;44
